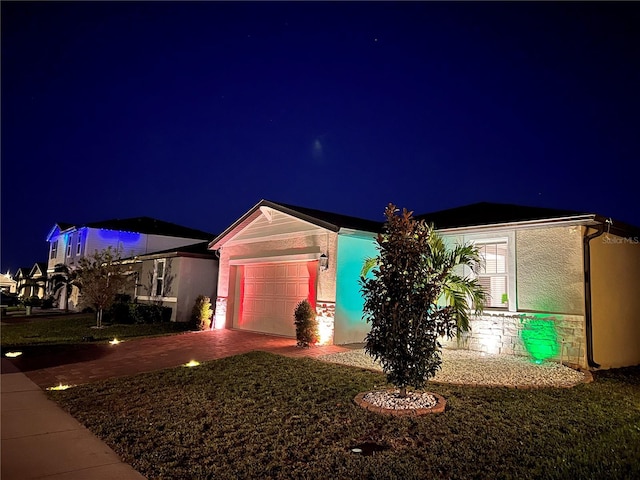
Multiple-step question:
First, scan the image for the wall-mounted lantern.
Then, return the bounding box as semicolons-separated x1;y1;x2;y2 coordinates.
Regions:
319;253;329;271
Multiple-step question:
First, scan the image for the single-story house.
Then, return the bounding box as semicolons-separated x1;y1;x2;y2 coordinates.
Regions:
132;242;218;323
210;200;640;370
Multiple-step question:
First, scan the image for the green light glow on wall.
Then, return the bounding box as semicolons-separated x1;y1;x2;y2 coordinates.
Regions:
520;317;560;363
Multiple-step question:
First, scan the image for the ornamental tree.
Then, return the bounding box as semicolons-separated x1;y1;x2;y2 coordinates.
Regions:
74;247;133;328
361;204;486;397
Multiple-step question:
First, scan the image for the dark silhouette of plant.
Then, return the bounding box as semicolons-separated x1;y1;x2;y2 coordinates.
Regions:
294;299;318;347
360;204;486;397
49;263;76;312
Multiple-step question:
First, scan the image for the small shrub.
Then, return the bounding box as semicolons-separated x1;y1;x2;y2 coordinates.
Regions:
191;295;212;330
294;299;318;347
23;296;42;307
128;303;172;324
109;302;133;324
41;296;55;309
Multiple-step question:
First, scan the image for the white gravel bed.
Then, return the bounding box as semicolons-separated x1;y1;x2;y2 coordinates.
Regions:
363;390;438;410
319;348;586;388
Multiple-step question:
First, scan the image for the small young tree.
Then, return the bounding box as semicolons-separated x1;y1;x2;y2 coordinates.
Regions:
361;204;486;397
74;247;132;328
191;295;213;330
294;299;318;347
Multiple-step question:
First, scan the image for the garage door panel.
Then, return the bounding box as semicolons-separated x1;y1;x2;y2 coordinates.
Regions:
237;261;312;337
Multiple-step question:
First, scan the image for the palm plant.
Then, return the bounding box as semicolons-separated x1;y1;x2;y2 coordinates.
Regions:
49;263;76;312
361;223;486;338
360;204;486;396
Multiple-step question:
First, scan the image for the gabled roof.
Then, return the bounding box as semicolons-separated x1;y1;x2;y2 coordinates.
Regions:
29;262;48;277
265;201;384;233
415;202;595;230
48;217;215;241
209;199;383;249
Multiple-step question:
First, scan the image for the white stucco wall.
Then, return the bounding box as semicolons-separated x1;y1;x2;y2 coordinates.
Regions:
175;256;218;323
516;226;584;315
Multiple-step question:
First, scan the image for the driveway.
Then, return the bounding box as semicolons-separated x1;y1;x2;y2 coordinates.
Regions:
6;329;350;389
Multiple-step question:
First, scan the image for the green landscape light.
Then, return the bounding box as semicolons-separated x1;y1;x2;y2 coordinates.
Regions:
520;318;559;363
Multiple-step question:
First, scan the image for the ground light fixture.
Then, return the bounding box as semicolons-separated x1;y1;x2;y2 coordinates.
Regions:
47;383;73;391
5;351;22;358
184;360;200;367
109;338;121;345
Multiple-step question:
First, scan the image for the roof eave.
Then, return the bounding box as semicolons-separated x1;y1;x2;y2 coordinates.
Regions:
434;214;599;234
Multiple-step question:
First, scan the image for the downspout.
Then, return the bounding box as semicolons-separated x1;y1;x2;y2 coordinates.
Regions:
583;219;611;369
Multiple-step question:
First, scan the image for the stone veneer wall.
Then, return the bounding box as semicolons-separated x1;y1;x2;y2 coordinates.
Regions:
315;302;336;345
442;312;586;368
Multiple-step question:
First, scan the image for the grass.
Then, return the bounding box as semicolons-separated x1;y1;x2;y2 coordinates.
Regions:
1;314;194;348
48;351;640;480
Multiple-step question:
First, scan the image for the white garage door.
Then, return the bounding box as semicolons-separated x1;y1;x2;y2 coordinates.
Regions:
238;262;311;337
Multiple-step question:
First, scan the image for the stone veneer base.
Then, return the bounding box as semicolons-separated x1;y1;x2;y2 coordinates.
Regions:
353;391;447;416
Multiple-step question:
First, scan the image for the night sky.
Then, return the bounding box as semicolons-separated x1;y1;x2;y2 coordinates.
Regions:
2;1;639;275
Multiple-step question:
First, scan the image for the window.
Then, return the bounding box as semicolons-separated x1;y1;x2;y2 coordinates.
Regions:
50;240;58;259
76;234;82;255
66;241;72;257
477;242;509;309
154;259;165;296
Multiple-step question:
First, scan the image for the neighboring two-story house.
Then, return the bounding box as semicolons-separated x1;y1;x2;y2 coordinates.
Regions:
46;217;216;312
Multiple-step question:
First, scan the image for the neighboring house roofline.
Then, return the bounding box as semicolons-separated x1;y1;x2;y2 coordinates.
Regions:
46;217;215;242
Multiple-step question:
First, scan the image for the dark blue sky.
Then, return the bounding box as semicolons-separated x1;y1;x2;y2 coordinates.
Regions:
2;1;639;274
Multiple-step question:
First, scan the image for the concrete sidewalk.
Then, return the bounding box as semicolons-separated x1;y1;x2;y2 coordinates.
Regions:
1;358;145;480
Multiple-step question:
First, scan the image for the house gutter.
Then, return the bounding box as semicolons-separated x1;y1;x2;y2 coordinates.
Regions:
583;218;610;369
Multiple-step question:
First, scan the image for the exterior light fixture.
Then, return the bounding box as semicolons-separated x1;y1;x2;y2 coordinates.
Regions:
47;383;72;391
184;360;200;368
109;338;121;345
319;253;329;271
5;351;22;358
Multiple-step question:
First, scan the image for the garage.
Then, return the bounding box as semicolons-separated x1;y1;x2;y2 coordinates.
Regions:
236;261;315;337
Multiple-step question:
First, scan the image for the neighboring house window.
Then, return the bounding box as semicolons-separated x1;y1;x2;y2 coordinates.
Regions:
154;259;165;296
66;242;72;257
477;242;509;309
50;241;58;259
76;234;82;255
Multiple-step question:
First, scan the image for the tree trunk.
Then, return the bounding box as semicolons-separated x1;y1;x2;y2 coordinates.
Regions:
399;386;407;397
96;308;103;328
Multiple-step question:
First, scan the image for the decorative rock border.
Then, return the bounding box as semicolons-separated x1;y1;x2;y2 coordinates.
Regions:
354;390;447;416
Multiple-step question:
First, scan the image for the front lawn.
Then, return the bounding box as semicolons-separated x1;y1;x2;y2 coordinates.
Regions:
1;314;194;348
49;351;640;479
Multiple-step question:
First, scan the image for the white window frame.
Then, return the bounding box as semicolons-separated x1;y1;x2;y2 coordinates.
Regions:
76;234;82;255
459;231;516;312
476;241;509;309
50;240;58;259
153;259;166;297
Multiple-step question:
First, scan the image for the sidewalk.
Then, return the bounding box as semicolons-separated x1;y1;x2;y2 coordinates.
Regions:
1;358;145;480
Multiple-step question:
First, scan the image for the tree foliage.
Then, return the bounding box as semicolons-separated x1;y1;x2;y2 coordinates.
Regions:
360;204;486;396
74;247;132;328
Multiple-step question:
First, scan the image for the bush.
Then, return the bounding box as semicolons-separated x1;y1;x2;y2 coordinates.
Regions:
109;301;133;324
294;299;318;347
41;296;55;309
191;295;212;330
128;303;172;324
23;296;42;307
